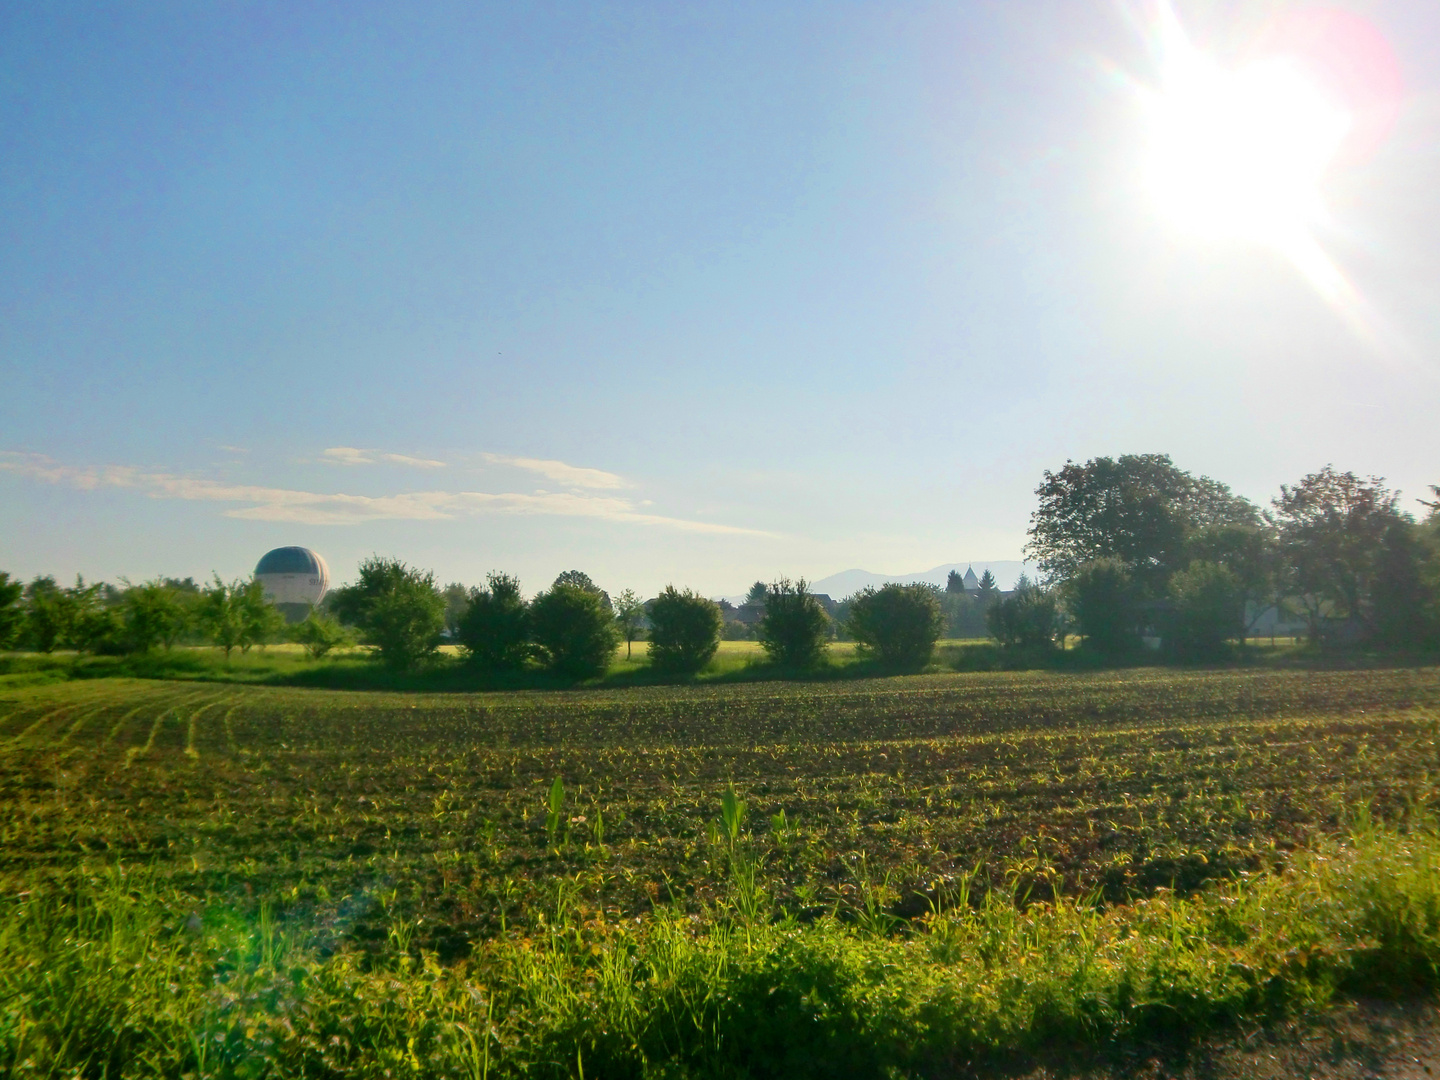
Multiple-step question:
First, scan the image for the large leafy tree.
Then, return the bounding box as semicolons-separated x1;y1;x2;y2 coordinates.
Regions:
1269;467;1406;639
329;557;445;670
1026;454;1257;593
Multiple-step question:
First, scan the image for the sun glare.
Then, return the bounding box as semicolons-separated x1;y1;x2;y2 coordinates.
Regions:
1144;25;1349;245
1133;3;1406;348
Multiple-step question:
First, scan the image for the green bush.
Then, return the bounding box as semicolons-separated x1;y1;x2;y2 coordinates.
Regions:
329;558;445;671
758;578;831;669
987;578;1059;650
290;611;352;660
846;583;943;668
722;619;752;641
529;582;620;679
455;573;531;671
1065;558;1137;659
1168;560;1244;659
646;587;722;674
7;824;1440;1079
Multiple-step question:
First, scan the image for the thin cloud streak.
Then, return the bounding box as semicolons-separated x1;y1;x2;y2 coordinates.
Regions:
0;452;770;535
321;447;447;468
482;453;630;490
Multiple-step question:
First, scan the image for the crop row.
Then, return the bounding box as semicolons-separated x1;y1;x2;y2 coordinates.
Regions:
1;668;1437;960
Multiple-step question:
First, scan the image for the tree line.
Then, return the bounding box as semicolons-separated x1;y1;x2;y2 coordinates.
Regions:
1014;456;1440;660
2;456;1436;676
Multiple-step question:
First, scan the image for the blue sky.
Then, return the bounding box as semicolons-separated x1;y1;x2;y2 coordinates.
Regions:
3;1;1438;597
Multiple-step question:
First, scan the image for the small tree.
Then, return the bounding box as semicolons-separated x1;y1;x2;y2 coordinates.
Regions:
529;582;620;679
647;587;722;674
987;579;1059;651
456;573;531;672
238;581;284;653
1185;522;1279;641
1169;561;1245;659
976;570;999;604
846;582;944;668
945;569;966;594
1065;559;1137;659
291;610;351;659
199;576;247;658
330;557;446;670
758;578;830;668
552;570;612;612
441;582;470;638
23;576;72;652
0;572;24;650
119;580;194;653
612;588;647;660
198;577;281;657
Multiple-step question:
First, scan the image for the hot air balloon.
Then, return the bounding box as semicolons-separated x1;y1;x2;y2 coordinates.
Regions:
254;547;330;622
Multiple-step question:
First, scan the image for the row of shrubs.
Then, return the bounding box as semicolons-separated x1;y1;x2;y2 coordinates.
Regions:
333;557;946;675
0;561;953;677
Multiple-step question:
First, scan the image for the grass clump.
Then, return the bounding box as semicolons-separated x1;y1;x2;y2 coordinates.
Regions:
5;819;1440;1079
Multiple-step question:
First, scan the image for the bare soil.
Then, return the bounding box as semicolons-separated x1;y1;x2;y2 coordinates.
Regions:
1007;998;1440;1080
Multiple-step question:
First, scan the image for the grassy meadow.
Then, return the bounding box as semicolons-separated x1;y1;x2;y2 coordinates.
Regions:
3;665;1439;1077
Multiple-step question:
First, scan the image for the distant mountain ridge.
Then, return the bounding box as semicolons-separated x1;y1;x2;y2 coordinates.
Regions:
721;562;1033;605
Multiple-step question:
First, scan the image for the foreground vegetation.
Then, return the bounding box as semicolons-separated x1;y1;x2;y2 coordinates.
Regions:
2;667;1439;1075
7;816;1439;1079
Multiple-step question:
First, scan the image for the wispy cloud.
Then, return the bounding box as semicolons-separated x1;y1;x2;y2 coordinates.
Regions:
0;452;768;535
482;453;629;490
321;447;446;468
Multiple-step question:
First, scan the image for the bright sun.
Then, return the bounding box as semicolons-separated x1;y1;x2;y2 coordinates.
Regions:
1144;30;1350;246
1130;4;1404;347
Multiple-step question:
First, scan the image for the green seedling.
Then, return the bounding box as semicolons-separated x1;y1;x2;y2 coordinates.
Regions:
545;776;565;849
